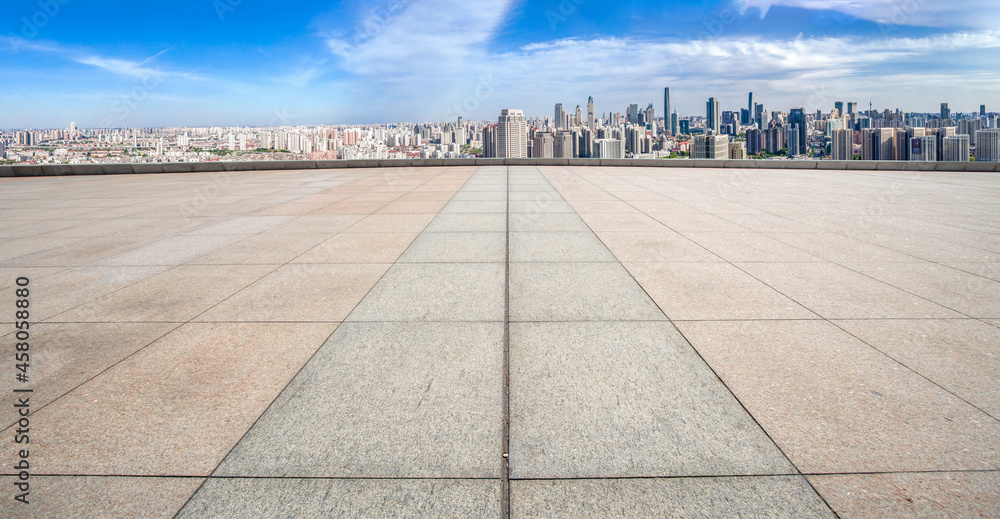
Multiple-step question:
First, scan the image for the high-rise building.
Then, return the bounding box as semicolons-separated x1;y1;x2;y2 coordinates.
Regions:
981;105;987;117
594;139;625;159
693;134;729;159
628;104;639;125
910;136;937;161
554;131;575;158
747;92;755;125
532;132;554;158
554;103;563;130
975;130;1000;161
587;97;595;133
831;129;853;160
943;134;970;161
663;88;671;135
846;102;858;115
786;125;800;158
729;142;746;159
941;102;950;120
679;119;690;135
481;125;498;158
755;104;766;129
706;97;721;134
498;109;527;158
644;104;655;129
745;128;763;155
788;108;807;156
575;105;583;127
834;102;844;116
670;112;679;136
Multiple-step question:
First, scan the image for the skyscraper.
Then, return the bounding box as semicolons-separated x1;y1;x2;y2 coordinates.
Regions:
498;109;527;158
834;102;844;115
981;105;987;117
747;92;755;125
975;130;1000;161
706;97;720;134
554;103;563;130
847;102;858;115
664;88;671;135
629;104;639;125
587;96;595;133
943;134;969;162
575;105;583;127
788;108;807;156
941;103;950;120
831;129;853;160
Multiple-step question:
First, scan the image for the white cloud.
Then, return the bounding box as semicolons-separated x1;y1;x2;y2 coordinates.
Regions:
737;0;1000;29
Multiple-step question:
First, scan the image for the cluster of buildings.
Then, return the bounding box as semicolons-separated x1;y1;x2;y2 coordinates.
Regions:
479;92;1000;163
3;93;998;165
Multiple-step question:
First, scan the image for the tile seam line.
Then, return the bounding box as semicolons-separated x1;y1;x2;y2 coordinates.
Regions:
585;168;1000;421
501;165;511;519
540;165;842;519
169;170;472;518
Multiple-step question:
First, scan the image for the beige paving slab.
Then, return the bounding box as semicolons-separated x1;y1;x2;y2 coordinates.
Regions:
579;212;666;232
511;477;834;518
0;267;70;289
834;319;1000;418
263;214;365;235
682;232;825;262
676;320;1000;474
848;262;1000;318
96;234;249;265
186;233;329;264
510;262;665;322
341;213;436;233
0;322;178;418
0;236;88;262
510;322;793;478
737;262;963;319
0;266;170;322
0;476;203;519
196;263;388;322
626;262;816;320
768;232;920;263
0;235;158;267
808;471;1000;519
216;322;501;478
49;265;274;322
292;232;419;264
178;478;499;518
595;230;722;262
18;322;336;475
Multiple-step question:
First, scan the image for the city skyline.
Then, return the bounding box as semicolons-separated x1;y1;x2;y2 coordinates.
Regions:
3;0;1000;128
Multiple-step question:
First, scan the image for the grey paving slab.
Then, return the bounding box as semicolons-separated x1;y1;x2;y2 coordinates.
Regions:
0;476;203;519
509;212;591;232
216;322;502;478
440;200;507;213
511;476;834;518
399;232;506;263
510;321;793;478
178;478;499;518
510;232;616;263
510;262;665;321
347;263;504;322
424;212;507;232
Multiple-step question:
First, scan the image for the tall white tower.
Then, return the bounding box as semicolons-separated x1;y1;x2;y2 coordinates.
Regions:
498;109;527;158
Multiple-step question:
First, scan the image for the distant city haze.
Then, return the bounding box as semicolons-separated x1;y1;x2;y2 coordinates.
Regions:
2;0;999;128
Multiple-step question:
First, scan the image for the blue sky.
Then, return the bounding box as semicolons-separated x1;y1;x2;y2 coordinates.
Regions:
2;0;999;128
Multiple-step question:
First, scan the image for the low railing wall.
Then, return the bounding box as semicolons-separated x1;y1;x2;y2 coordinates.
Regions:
2;158;997;177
